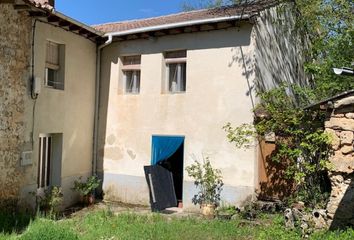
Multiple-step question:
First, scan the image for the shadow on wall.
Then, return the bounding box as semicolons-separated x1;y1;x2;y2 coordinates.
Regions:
329;173;354;230
257;141;295;200
95;52;116;197
253;5;309;95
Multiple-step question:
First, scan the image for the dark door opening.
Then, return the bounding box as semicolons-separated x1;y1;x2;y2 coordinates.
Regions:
145;135;184;210
158;142;184;205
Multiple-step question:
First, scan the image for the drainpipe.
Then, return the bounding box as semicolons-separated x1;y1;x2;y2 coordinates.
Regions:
93;34;113;176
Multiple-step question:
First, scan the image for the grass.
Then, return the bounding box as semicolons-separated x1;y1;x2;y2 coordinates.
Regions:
0;209;354;239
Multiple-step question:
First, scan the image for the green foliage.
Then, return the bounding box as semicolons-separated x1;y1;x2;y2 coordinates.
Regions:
224;85;332;207
1;209;354;239
0;211;32;234
186;157;224;206
73;176;101;196
223;123;256;148
37;186;63;218
19;219;78;240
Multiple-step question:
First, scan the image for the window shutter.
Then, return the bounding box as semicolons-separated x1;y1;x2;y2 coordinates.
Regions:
46;41;60;70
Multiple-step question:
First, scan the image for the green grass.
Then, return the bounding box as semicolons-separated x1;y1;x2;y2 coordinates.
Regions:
1;209;354;239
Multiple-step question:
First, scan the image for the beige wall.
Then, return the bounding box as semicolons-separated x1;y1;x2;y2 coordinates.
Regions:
20;21;97;207
99;24;258;209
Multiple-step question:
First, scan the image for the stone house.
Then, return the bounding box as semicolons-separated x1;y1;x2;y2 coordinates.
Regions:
0;0;307;210
0;0;105;207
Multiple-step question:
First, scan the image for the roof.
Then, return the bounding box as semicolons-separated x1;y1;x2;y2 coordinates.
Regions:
305;90;354;110
25;0;54;11
94;0;280;34
19;0;106;42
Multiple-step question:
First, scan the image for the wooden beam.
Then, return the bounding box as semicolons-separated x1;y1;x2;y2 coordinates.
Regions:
0;0;15;4
14;4;31;10
58;20;70;27
29;11;47;17
47;16;60;23
126;34;138;40
69;24;80;31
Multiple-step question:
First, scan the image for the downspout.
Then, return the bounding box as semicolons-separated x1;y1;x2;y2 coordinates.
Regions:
93;34;113;176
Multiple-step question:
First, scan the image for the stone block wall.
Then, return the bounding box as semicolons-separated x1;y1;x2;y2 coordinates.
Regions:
324;97;354;229
0;4;31;204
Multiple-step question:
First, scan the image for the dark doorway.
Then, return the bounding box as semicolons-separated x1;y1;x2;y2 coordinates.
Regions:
158;142;184;204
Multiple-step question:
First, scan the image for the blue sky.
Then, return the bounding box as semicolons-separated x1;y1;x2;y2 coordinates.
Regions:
56;0;191;26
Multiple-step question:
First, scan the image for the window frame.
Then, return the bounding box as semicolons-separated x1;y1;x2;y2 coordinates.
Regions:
45;40;65;90
165;50;187;94
121;55;142;95
38;134;52;190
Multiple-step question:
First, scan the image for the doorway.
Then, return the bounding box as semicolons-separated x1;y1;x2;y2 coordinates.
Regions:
151;135;184;208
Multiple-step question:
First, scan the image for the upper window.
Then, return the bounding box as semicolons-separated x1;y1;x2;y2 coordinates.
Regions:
122;55;141;94
165;50;187;93
45;41;65;90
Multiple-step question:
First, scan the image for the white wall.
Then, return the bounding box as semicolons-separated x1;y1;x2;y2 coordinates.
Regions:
99;24;258;210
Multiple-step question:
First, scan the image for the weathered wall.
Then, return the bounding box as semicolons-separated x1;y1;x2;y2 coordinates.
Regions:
20;21;97;208
99;24;258;210
0;4;31;204
324;96;354;229
253;4;308;94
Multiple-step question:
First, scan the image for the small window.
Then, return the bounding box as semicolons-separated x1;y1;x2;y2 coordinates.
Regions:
45;41;65;90
38;134;62;189
165;50;187;93
122;55;141;94
38;134;52;189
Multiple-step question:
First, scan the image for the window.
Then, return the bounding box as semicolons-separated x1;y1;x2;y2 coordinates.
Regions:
165;50;187;93
38;134;62;189
122;55;141;94
45;41;65;90
38;134;52;189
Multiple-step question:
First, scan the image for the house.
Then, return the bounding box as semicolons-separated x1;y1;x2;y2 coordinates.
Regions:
0;0;307;210
94;1;307;210
0;0;105;208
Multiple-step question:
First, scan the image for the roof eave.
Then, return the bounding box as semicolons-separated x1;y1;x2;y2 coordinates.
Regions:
104;14;251;38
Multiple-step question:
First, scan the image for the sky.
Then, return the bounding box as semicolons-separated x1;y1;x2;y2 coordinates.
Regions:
56;0;192;26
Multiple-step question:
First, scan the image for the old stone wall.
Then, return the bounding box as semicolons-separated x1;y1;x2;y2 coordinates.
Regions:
324;96;354;229
0;4;31;204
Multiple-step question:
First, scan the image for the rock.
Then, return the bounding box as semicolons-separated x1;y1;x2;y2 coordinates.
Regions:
312;209;328;229
291;201;305;211
334;97;354;109
325;118;354;132
329;152;354;173
325;128;340;150
341;145;354;154
284;208;295;229
345;113;354;119
340;131;354;145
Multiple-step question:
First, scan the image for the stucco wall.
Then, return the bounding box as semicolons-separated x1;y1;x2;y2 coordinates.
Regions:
20;21;97;207
0;4;31;204
98;24;258;210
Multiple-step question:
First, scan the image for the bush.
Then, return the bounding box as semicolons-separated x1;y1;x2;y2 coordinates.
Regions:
20;219;78;240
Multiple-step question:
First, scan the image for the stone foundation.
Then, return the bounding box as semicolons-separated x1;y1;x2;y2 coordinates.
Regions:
324;97;354;229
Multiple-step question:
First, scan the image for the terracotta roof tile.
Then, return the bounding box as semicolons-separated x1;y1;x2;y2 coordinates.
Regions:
25;0;54;11
94;0;279;33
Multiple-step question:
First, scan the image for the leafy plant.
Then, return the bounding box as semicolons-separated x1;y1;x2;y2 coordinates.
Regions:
73;176;101;196
37;186;63;218
223;85;332;208
186;156;224;206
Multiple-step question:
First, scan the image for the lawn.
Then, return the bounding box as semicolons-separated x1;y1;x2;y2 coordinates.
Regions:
1;209;354;240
